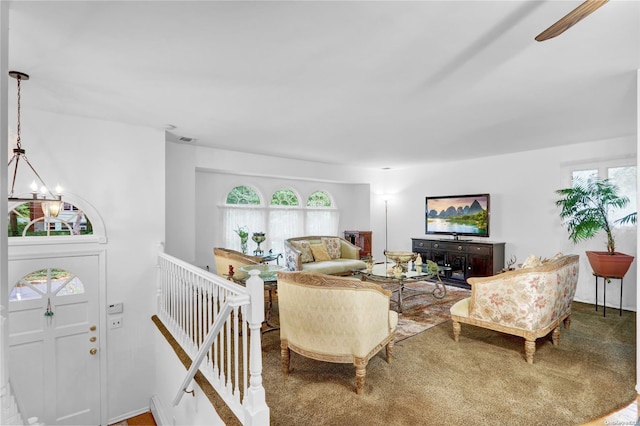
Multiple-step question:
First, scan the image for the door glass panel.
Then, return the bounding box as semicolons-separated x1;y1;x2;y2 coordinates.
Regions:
55;276;85;296
9;281;44;301
9;268;84;302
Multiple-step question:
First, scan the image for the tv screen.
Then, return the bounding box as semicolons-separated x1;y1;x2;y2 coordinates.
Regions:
425;194;490;238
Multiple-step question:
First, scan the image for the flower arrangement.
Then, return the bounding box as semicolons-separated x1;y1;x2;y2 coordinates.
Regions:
234;226;249;254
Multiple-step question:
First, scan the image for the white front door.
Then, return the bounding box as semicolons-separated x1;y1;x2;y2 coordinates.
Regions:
8;254;101;425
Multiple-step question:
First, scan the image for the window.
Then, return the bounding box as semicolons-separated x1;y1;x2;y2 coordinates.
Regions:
305;191;339;235
570;164;636;228
8;201;93;237
269;189;302;253
221;186;339;253
226;185;261;205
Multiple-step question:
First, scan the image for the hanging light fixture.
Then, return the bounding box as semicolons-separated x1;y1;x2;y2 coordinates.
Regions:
7;71;62;217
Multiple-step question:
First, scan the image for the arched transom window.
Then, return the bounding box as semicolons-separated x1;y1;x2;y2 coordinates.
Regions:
8;201;93;238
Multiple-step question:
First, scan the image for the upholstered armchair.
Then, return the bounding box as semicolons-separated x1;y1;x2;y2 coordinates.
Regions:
213;248;262;280
450;254;579;364
277;271;398;394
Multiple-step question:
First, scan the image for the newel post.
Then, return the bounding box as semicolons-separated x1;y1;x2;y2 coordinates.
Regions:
242;270;270;424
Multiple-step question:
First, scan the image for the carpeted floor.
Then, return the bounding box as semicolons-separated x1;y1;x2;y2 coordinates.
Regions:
258;300;636;425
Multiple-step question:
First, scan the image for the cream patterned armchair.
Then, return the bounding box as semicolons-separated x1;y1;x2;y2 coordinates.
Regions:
450;254;579;364
277;271;398;394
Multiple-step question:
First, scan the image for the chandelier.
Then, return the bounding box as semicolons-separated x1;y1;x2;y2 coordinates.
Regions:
7;71;62;217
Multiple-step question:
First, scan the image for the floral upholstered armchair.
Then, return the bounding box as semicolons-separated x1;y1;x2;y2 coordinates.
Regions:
277;271;397;394
450;254;579;364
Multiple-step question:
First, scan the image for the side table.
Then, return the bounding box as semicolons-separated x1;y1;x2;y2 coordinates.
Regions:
593;273;624;317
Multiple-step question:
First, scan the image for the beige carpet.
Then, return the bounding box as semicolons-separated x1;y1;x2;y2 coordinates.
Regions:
259;301;636;425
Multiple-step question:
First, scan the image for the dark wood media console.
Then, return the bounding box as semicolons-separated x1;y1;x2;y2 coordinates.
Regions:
411;238;505;289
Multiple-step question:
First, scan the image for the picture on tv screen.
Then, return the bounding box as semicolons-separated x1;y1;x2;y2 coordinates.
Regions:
425;194;490;237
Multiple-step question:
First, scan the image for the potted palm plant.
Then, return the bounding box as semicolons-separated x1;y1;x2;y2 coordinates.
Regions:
555;178;635;278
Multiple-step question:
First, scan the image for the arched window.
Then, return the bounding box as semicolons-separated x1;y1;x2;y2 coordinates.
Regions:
307;190;332;207
306;190;339;235
269;189;301;253
221;186;339;255
271;189;299;206
226;185;261;205
8;201;93;237
222;185;265;253
7;193;106;244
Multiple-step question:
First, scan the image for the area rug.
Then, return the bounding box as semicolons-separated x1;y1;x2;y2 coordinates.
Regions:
383;281;471;342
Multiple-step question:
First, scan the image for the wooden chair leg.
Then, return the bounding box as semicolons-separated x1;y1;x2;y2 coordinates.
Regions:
552;326;560;347
354;358;367;395
452;321;461;342
524;339;536;364
563;315;571;330
386;339;394;363
280;340;290;375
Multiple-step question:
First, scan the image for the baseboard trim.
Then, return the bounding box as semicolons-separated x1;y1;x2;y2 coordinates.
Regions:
150;395;170;426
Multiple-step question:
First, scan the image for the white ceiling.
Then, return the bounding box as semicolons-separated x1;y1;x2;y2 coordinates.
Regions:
6;1;639;169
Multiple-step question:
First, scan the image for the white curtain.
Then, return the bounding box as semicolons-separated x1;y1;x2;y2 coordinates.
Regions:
269;207;304;253
305;209;339;236
220;206;340;254
221;206;267;253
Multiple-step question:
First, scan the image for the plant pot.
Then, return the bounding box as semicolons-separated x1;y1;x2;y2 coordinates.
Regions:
585;251;635;278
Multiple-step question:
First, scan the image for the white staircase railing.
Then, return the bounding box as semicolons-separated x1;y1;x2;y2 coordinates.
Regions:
156;251;269;425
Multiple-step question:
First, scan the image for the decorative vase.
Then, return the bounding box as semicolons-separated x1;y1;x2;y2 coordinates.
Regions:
240;236;248;254
252;232;266;255
586;251;634;278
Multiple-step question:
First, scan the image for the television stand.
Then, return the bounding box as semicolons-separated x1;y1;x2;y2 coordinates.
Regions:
412;238;505;288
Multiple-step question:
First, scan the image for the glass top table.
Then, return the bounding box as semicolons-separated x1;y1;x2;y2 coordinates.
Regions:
237;264;286;333
360;263;450;313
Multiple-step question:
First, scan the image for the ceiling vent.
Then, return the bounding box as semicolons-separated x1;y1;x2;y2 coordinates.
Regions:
178;136;195;143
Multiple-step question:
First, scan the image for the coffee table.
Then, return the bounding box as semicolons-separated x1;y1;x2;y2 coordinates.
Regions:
360;263;449;313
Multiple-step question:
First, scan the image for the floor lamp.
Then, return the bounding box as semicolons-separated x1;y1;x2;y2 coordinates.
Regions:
384;198;388;271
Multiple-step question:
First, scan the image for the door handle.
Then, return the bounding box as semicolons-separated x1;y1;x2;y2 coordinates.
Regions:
89;348;98;355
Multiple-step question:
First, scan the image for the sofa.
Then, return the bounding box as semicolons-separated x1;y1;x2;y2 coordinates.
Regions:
284;236;367;275
277;271;397;394
450;253;579;364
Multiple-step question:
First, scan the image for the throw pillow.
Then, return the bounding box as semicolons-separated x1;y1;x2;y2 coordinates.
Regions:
321;237;342;260
292;240;315;263
521;254;543;269
310;243;332;261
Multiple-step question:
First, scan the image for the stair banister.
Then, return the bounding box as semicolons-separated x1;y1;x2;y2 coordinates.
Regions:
172;293;249;406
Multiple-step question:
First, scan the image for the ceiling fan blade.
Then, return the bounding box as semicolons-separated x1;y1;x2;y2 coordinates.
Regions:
535;0;608;42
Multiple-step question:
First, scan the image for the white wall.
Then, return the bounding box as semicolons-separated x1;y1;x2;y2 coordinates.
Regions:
373;135;637;311
9;109;166;423
165;140;196;263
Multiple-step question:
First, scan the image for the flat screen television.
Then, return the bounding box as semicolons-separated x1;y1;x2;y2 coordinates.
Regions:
425;193;490;239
